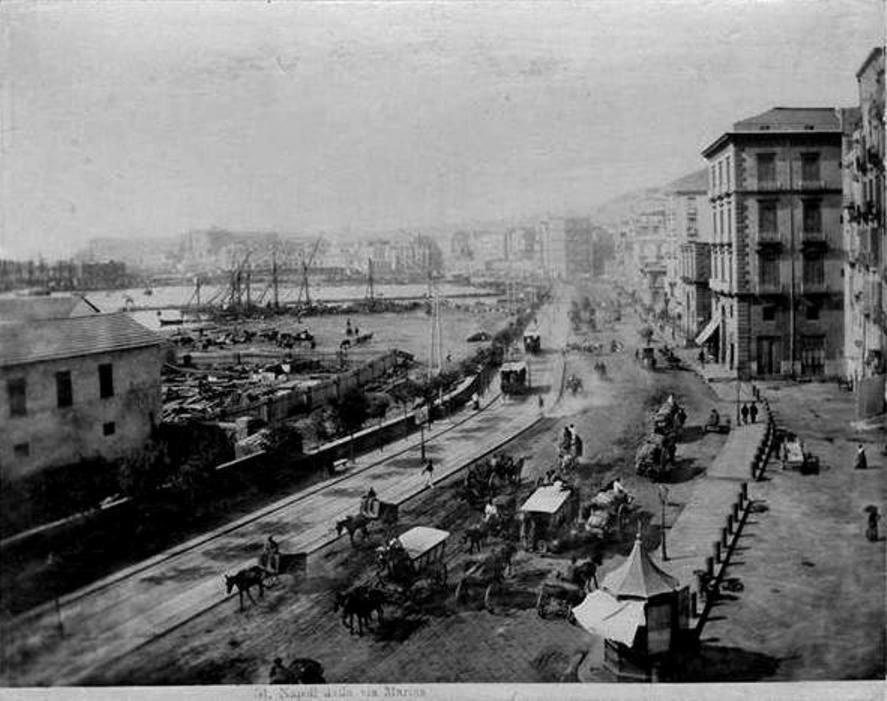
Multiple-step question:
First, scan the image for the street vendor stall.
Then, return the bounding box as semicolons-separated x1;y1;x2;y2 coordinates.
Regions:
572;532;690;681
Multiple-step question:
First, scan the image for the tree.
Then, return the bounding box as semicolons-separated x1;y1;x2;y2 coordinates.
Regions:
337;387;369;435
260;423;303;455
117;440;171;500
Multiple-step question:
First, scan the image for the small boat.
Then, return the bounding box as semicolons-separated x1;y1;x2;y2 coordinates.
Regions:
144;288;154;296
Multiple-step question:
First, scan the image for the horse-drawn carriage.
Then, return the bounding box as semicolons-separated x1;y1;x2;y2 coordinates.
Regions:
635;432;677;479
781;435;820;474
335;494;399;545
640;346;657;370
500;361;531;396
224;546;308;610
566;374;583;395
518;483;581;553
582;481;636;538
375;526;451;595
523;331;542;354
652;398;687;436
536;567;594;620
462;453;524;507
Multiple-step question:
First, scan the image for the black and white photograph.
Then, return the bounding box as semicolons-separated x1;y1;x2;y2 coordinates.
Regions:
0;1;884;697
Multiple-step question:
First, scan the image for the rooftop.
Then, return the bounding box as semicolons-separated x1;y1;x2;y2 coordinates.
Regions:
0;295;100;322
703;107;843;157
601;532;680;600
0;313;164;368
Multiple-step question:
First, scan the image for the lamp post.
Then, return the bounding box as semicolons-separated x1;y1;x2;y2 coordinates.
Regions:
658;485;669;561
420;423;426;462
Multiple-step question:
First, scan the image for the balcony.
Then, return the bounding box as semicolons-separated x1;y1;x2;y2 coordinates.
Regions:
798;179;835;192
756;280;787;296
800;280;830;295
756;230;783;252
800;230;828;250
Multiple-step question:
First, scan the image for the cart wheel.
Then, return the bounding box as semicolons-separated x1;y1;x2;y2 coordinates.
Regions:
454;579;465;603
484;583;495;613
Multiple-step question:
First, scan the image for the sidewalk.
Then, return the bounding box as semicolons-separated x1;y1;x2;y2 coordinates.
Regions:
646;346;772;634
0;298;570;686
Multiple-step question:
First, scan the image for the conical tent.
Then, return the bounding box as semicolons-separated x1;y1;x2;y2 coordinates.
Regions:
601;532;679;600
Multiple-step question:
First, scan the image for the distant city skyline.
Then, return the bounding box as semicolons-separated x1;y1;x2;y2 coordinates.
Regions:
1;0;883;259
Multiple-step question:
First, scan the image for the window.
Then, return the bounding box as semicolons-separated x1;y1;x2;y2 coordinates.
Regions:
760;256;780;286
803;255;825;286
726;155;732;189
801;335;825;376
801;153;820;183
13;443;29;458
710;165;716;191
99;363;114;398
718;161;723;190
758;200;778;236
56;371;72;408
762;305;776;321
103;421;116;436
802;200;822;233
757;153;776;184
805;305;820;320
7;378;26;417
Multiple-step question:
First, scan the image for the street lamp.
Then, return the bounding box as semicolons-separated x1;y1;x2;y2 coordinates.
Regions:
658;485;669;561
420;423;426;462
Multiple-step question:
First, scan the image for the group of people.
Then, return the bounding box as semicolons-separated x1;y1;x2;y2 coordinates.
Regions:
739;401;759;425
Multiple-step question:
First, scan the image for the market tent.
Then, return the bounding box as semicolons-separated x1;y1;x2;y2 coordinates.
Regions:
572;590;646;646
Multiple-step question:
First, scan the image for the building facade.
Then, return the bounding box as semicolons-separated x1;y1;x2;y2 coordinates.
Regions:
0;314;164;481
843;48;886;402
701;107;845;378
663;169;713;340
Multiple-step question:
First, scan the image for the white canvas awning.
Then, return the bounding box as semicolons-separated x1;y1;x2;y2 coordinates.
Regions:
572;590;647;647
694;313;721;346
397;526;449;560
520;485;572;515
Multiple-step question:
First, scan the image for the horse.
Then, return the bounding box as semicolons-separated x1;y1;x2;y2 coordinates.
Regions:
334;586;386;636
462;522;489;554
270;657;326;684
336;514;370;546
224;566;266;611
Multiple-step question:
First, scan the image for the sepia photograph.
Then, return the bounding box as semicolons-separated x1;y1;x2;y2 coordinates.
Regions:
0;1;884;697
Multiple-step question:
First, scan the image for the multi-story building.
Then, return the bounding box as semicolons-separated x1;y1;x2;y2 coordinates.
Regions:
537;217;595;280
843;48;886;411
663;169;713;340
0;313;164;481
701;107;845;377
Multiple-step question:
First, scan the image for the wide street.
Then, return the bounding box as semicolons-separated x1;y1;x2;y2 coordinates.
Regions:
0;293;570;686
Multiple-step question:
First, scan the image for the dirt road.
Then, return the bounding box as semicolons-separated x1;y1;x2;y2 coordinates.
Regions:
89;286;729;685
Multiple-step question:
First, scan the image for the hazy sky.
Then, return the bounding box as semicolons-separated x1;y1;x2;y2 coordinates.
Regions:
0;0;883;258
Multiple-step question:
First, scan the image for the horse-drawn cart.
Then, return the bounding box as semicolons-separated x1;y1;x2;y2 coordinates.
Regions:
518;484;581;552
582;481;635;538
635;433;676;479
376;526;450;594
257;551;308;588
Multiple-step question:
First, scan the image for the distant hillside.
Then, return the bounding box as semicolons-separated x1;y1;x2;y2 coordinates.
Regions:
589;186;667;226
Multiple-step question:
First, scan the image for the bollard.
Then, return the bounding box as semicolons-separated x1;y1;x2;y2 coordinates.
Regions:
721;527;729;549
732;502;739;522
714;541;721;564
691;591;698;617
706;556;714;578
727;513;734;535
741;482;748;500
751;460;758;478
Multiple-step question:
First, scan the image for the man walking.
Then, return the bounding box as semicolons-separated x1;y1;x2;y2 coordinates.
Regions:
749;402;758;424
740;403;749;425
422;458;435;489
698;349;705;366
854;444;868;471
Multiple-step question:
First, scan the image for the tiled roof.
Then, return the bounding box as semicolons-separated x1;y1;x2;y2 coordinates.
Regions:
0;295;100;322
0;313;163;368
732;107;841;132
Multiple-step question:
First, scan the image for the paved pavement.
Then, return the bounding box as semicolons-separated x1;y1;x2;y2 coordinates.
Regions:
0;295;570;686
645;348;769;634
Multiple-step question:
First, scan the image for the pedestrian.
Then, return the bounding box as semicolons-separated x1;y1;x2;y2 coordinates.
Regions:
740;403;749;425
698;349;705;366
749;402;758;424
422;458;435;489
854;444;868;471
866;508;881;542
538;395;544;410
635;348;640;362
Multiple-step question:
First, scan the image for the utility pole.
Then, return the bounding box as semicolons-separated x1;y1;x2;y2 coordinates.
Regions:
272;248;279;310
658;484;669;561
